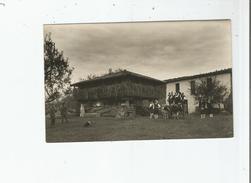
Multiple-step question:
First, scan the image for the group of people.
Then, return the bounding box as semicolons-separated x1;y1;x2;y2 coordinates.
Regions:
48;102;69;126
149;92;185;119
199;95;214;118
148;91;214;120
148;91;187;120
48;93;213;123
167;91;186;106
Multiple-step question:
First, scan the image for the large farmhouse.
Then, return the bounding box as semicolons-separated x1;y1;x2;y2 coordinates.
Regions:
71;68;232;116
165;68;232;113
71;70;166;116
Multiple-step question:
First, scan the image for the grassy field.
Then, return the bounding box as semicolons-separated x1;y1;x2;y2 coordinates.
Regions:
46;114;233;142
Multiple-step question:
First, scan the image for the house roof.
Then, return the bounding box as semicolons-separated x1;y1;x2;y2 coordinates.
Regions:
71;70;165;87
164;68;232;83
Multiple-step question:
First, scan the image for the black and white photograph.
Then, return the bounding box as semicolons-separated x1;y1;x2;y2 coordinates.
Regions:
0;0;249;183
44;20;233;142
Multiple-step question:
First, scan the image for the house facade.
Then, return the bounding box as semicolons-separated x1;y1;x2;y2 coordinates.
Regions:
165;68;232;113
71;70;166;116
71;68;232;116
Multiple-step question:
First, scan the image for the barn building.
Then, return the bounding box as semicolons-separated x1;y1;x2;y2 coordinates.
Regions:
71;70;166;117
165;68;232;113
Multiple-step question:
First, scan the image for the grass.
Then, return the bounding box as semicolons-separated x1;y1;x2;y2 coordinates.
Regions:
46;114;233;142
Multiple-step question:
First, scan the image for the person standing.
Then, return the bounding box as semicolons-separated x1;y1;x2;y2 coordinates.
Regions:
163;102;169;119
149;101;154;119
80;104;85;117
174;92;179;105
207;96;213;118
199;97;207;119
153;99;161;119
60;102;69;123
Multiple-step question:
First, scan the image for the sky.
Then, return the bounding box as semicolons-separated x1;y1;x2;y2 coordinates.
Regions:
44;20;232;83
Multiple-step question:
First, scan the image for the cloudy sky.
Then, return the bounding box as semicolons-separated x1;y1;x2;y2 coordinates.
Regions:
44;20;232;83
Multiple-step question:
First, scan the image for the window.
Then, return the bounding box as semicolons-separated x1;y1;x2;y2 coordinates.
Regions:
175;83;180;93
190;80;195;95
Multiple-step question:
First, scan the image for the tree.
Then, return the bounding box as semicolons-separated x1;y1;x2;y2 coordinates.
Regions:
80;68;125;81
87;74;98;80
224;91;233;113
108;68;124;74
44;33;74;126
194;77;228;106
44;33;74;104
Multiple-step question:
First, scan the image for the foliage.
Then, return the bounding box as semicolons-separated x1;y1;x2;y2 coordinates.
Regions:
194;77;228;104
108;68;124;74
87;74;98;80
224;92;233;113
44;33;74;103
80;68;125;81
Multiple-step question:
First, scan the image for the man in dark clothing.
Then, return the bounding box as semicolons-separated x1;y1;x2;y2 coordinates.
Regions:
199;97;207;119
60;102;69;123
167;92;171;105
207;96;214;118
168;92;174;105
181;92;185;101
174;92;180;105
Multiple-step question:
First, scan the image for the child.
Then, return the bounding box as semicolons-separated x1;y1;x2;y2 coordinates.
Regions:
162;104;169;119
